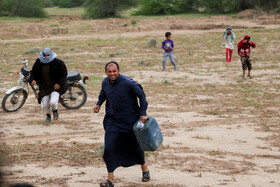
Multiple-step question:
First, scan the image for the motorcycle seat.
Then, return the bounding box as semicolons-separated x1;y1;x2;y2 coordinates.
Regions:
66;72;81;82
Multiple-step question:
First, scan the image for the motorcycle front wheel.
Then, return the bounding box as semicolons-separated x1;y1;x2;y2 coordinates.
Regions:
2;89;28;112
60;84;87;110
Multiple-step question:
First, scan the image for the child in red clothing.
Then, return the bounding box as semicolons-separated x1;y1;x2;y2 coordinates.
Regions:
237;35;256;79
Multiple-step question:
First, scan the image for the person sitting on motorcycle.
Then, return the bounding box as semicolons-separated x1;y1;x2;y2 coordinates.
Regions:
30;48;68;123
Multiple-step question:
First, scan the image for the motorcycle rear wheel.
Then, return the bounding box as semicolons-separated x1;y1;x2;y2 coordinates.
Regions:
2;89;28;112
60;84;87;110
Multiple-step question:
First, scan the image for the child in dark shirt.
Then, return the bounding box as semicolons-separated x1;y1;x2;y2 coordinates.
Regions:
162;32;177;71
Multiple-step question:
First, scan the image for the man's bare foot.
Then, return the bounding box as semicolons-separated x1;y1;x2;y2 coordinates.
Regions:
248;75;252;79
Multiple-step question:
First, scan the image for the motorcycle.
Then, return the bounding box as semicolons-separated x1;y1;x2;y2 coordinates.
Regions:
1;58;89;112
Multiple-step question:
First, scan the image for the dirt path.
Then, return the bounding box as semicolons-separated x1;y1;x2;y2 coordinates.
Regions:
0;30;215;43
0;15;278;44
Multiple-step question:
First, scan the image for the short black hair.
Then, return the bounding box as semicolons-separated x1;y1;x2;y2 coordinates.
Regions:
105;61;119;71
165;32;172;38
246;37;250;40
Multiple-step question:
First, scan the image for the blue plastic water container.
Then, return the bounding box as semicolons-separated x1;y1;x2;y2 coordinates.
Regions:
133;116;163;151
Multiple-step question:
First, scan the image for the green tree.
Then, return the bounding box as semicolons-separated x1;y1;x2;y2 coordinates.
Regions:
258;0;279;10
0;0;12;16
134;0;280;15
0;0;5;15
197;0;280;13
44;0;54;7
54;0;86;8
195;0;239;13
52;0;60;6
52;0;86;8
134;0;196;15
194;0;266;13
84;0;138;19
179;0;196;12
0;0;45;17
57;0;73;7
236;0;255;10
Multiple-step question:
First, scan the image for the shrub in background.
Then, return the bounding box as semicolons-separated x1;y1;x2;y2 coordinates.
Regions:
0;0;45;17
0;0;6;16
134;0;196;15
134;0;279;15
147;38;158;47
196;0;237;13
135;0;181;15
52;0;60;6
196;0;279;13
84;0;138;19
44;0;54;7
53;0;86;8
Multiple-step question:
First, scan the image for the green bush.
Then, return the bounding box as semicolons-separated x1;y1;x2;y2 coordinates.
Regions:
196;0;278;13
0;0;46;17
236;0;255;10
84;0;137;19
44;0;54;7
135;0;181;15
196;0;237;13
84;0;116;19
254;0;279;11
54;0;86;8
0;0;11;16
134;0;279;15
134;0;196;15
52;0;60;6
58;0;73;8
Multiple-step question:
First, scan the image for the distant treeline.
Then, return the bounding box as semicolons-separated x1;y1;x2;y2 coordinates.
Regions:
135;0;280;15
51;0;85;8
0;0;279;18
0;0;45;17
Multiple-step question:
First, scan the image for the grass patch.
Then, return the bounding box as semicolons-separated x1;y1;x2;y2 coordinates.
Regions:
12;29;21;33
0;16;49;22
130;13;236;19
89;75;104;82
49;24;58;28
81;24;92;29
45;7;85;16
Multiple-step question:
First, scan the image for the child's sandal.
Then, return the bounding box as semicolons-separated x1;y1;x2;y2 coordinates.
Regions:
100;179;114;187
142;171;150;182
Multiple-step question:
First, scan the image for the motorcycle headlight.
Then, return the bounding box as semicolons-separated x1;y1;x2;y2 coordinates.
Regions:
19;72;25;80
20;67;30;77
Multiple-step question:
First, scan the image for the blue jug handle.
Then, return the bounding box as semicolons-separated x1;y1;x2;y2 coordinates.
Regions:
144;117;150;124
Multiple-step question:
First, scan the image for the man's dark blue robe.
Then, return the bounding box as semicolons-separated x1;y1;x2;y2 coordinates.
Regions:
97;74;148;172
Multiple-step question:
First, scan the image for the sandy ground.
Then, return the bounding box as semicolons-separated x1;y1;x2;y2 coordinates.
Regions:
0;14;280;187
